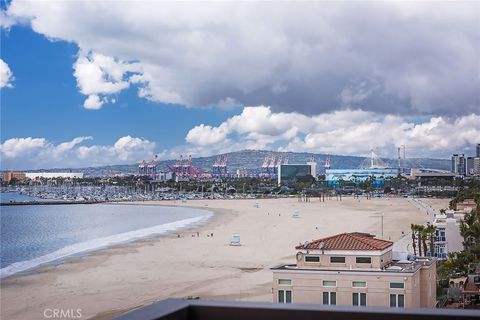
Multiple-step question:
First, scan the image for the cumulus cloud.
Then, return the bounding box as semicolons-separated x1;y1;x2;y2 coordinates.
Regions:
2;107;478;169
73;52;142;109
0;136;155;169
185;124;229;146
0;59;14;88
4;1;479;115
183;106;480;158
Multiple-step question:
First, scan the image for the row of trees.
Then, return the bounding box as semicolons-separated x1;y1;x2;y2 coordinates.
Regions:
410;223;437;257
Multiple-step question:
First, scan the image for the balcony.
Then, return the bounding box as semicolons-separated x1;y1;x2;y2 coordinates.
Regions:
115;299;479;320
435;252;448;259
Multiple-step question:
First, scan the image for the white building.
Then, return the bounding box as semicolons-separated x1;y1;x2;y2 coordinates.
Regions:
451;154;466;176
156;172;174;182
25;172;84;179
432;210;465;259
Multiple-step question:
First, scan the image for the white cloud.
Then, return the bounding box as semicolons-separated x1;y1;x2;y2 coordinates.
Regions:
183;106;480;158
4;1;479;115
83;94;104;110
0;137;46;158
0;59;14;88
0;136;155;170
73;52;142;109
0;10;18;29
185;124;229;146
2;108;478;170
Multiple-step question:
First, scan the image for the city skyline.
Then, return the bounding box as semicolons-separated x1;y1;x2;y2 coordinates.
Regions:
1;1;480;169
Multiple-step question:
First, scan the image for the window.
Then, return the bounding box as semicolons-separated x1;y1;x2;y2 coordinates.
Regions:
356;257;371;264
390;294;404;308
278;279;292;286
322;280;336;287
330;256;345;263
435;244;447;259
352;281;367;288
305;255;320;262
353;292;367;306
278;290;292;303
435;228;446;242
390;282;405;289
323;292;336;305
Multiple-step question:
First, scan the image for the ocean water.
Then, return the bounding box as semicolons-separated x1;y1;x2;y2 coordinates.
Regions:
0;202;212;278
0;191;59;203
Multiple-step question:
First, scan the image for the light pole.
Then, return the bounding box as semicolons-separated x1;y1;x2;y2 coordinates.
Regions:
370;212;384;239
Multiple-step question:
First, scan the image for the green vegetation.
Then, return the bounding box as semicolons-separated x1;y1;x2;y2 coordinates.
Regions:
449;180;480;210
410;223;436;257
438;187;480;281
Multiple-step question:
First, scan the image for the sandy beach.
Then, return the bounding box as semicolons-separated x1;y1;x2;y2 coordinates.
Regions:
0;197;448;319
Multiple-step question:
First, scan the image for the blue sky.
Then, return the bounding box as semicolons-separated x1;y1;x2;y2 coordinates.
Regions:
0;2;479;169
1;25;239;148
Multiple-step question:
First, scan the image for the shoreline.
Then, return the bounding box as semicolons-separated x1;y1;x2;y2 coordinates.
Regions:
0;203;220;279
1;197;447;320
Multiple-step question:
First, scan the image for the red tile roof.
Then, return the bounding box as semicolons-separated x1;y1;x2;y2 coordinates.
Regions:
295;232;393;251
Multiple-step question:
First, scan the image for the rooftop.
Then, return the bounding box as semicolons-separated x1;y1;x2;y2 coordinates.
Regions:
295;232;393;251
272;257;436;274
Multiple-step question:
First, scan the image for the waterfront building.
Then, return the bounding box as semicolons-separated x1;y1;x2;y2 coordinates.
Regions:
410;168;456;182
25;172;84;179
271;232;437;308
432;210;465;260
2;171;26;183
278;164;316;186
325;168;399;188
155;171;174;182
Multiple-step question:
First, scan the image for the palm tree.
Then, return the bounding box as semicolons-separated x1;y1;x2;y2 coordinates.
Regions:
420;227;429;257
416;225;425;256
460;209;480;257
425;224;437;257
411;224;418;256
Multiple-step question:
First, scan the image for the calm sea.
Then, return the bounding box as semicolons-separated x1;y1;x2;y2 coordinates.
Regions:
0;196;212;278
0;191;61;203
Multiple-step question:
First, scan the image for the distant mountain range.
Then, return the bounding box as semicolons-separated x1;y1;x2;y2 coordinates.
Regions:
25;149;451;177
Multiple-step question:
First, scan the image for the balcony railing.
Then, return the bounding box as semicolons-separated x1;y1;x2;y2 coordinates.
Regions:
115;299;480;320
435;252;448;259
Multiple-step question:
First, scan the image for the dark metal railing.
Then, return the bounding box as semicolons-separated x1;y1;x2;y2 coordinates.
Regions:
115;299;480;320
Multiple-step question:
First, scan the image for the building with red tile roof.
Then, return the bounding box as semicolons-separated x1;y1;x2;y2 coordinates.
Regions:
272;232;436;308
295;232;393;251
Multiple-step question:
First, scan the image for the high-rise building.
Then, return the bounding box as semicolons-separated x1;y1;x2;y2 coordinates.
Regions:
451;154;466;175
477;143;480;157
466;157;475;176
474;157;480;176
